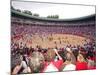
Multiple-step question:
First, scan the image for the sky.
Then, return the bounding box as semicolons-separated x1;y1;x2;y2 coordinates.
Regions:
11;0;95;19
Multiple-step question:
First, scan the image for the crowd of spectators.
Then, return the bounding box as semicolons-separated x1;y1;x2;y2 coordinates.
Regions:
11;21;95;41
11;42;96;74
11;17;96;74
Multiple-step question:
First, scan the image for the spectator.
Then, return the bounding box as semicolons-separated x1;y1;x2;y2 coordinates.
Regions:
76;54;88;70
43;49;63;72
60;52;76;71
29;52;45;73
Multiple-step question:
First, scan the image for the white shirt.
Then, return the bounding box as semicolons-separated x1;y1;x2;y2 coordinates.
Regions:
44;62;58;72
63;64;76;71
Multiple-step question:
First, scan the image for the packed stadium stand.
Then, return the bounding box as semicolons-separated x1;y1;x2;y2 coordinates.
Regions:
11;9;96;74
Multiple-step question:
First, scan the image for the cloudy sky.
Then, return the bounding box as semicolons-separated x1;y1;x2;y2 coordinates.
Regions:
11;0;95;19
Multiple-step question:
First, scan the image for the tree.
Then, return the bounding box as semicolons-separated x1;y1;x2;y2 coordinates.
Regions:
55;15;59;19
47;15;59;19
16;9;21;12
47;15;51;18
33;13;39;17
11;6;15;10
23;10;32;15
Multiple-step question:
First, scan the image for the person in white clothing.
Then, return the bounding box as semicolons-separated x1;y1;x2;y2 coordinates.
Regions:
60;49;76;71
43;48;63;72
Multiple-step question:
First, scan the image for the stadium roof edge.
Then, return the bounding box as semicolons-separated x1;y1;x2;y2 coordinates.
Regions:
11;9;96;22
